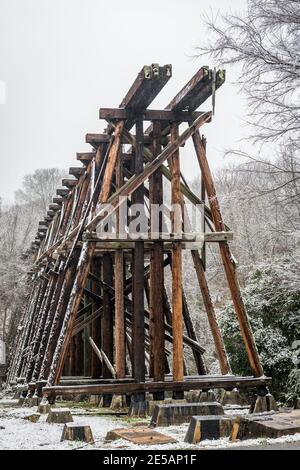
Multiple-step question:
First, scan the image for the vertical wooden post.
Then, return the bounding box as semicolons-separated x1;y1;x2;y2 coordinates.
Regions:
132;118;145;402
102;253;114;406
192;131;263;377
170;122;184;394
191;251;230;375
115;148;126;379
91;259;102;379
149;121;165;399
75;331;84;376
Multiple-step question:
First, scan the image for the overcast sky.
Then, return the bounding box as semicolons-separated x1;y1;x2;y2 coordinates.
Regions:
0;0;248;202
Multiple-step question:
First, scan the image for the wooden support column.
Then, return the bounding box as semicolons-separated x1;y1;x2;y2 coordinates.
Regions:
191;251;230;375
91;259;102;379
170;122;184;397
132;119;146;401
114;146;126;379
102;253;114;406
149;121;165;400
192;131;263;377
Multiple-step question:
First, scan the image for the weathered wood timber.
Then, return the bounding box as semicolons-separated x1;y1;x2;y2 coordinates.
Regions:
43;376;272;398
8;64;269;406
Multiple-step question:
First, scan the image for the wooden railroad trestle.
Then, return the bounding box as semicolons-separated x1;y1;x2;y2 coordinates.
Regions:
7;65;270;404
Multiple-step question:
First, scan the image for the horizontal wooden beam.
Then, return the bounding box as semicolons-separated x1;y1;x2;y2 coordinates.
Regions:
86;133;168;146
43;375;271;397
52;197;63;205
120;64;172;111
100;108;209;123
76;152;96;165
84;232;233;244
62;179;77;189
49;204;60;211
69;167;85;178
56;189;69;197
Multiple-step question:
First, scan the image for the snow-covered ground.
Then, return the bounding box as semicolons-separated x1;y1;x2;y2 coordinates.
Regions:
0;403;300;451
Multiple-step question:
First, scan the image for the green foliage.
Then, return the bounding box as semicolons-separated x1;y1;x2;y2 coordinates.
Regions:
219;256;300;401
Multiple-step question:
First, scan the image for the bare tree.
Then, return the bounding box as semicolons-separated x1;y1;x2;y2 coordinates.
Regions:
0;167;66;347
198;0;300;148
15;168;67;215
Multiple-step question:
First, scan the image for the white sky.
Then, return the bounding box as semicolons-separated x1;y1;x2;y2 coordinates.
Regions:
0;0;249;202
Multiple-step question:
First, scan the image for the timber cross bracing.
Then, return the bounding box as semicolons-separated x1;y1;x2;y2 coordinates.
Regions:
7;65;270;404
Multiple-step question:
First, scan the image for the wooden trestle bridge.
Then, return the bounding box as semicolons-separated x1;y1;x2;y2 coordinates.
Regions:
7;65;271;406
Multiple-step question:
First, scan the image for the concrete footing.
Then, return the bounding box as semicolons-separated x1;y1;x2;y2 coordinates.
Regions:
199;390;217;403
46;408;73;424
61;423;94;444
250;393;278;414
220;388;246;407
106;427;177;445
110;395;128;411
231;409;300;440
185;415;234;443
128;400;148;418
38;402;52;414
23;413;40;423
151;402;224;427
147;399;186;417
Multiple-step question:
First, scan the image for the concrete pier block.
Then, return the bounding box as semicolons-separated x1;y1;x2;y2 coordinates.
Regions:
106;427;177;445
147;399;186;417
220;388;246;407
230;409;300;441
38;402;52;414
110;395;128;411
46;408;73;424
61;423;94;444
251;393;278;414
151;402;224;427
128;400;148;418
185;415;234;443
199;390;217;403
